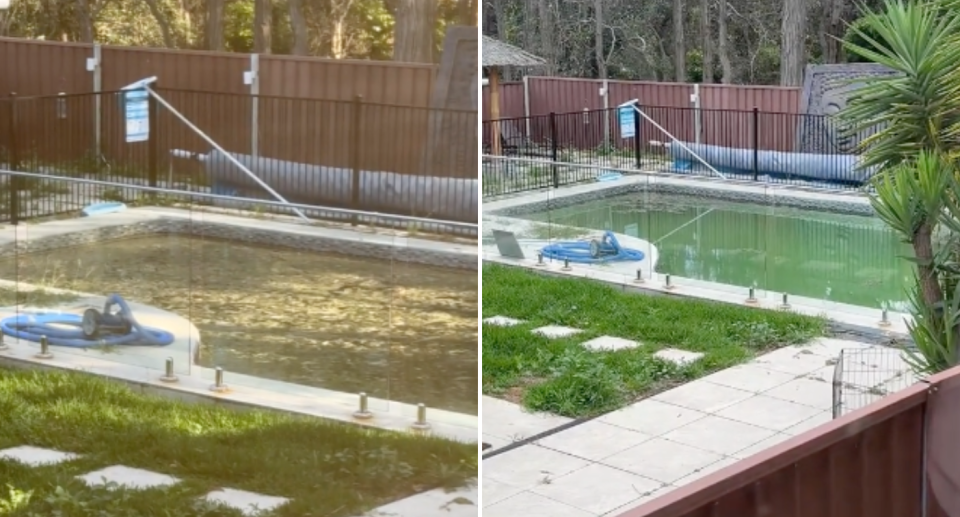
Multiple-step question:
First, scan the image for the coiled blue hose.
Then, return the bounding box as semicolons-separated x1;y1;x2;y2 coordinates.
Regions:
541;231;646;264
0;294;175;348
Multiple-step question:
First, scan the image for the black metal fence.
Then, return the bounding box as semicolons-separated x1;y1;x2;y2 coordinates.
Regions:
0;88;478;227
482;105;865;197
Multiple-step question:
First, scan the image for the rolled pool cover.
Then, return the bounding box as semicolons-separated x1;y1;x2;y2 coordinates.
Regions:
195;150;478;223
668;142;876;185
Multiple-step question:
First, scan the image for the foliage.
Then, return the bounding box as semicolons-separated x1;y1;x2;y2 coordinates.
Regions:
0;367;475;516
843;16;884;63
0;0;467;59
842;0;960;373
481;265;826;417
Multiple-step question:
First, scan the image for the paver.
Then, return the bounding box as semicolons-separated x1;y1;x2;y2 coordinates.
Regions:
602;437;726;485
0;446;78;467
717;394;824;432
701;363;797;393
581;336;642;351
484;491;595;517
78;465;180;490
484;316;526;327
531;463;663;515
483;396;572;445
782;411;833;436
599;399;706;437
654;348;704;366
764;376;834;408
661;415;777;456
202;488;290;516
538;420;653;462
753;346;832;376
650;381;752;414
483;445;591;489
362;485;477;517
532;325;582;339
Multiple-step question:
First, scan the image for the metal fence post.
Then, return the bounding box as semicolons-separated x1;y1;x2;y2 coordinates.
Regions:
752;107;760;182
633;104;642;169
148;84;160;192
350;95;363;225
549;112;559;188
832;348;845;419
7;92;20;225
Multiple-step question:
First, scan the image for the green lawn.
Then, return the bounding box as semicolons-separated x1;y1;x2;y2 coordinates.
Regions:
482;265;827;417
0;368;476;517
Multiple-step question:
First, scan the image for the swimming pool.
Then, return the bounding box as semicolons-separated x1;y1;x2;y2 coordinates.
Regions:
522;192;912;309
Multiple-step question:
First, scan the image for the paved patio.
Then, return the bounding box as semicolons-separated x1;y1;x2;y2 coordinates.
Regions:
482;337;917;517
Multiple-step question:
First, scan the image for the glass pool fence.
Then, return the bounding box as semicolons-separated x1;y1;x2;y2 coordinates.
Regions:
482;177;911;314
0;171;479;428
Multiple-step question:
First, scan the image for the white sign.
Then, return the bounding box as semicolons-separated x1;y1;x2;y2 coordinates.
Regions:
619;105;636;139
124;89;149;143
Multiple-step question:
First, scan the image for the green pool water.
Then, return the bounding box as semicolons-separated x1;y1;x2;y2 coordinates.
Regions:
524;192;913;309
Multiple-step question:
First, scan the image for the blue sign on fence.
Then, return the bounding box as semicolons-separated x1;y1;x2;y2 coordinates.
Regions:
619;105;636;139
123;88;149;143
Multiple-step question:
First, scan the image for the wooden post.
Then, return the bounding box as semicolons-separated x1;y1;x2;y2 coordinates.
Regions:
489;67;502;156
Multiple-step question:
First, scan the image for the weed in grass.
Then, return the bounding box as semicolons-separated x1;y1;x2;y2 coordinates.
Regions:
0;287;80;308
482;265;827;417
0;368;476;517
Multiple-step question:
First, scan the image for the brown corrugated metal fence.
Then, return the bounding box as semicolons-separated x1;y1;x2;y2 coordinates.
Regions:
611;365;960;517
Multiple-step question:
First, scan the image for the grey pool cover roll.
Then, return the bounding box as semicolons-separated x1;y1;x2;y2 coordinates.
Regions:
200;150;478;223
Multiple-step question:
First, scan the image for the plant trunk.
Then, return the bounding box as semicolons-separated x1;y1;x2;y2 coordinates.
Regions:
914;224;944;308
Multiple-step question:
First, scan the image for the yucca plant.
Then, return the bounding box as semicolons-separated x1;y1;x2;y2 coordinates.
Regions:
841;0;960;372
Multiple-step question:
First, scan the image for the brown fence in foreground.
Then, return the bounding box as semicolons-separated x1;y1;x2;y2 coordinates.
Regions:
0;38;438;107
613;366;960;517
482;76;802;120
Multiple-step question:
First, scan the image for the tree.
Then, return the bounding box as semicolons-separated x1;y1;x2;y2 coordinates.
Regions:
392;0;437;62
779;0;808;86
253;0;272;53
841;0;960;373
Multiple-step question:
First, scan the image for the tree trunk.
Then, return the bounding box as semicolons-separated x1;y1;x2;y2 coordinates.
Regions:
144;0;176;48
700;0;712;83
594;0;606;79
780;0;808;86
459;0;477;25
288;0;309;55
539;0;556;74
672;0;686;82
821;0;845;63
76;0;94;43
718;0;733;83
393;0;437;63
206;0;225;51
254;0;273;54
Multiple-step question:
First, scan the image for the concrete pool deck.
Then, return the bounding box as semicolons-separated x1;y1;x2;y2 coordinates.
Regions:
481;336;918;517
0;207;478;444
482;173;910;336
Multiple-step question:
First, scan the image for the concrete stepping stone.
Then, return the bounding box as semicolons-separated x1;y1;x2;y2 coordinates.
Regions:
483;316;525;327
202;488;290;516
582;336;641;351
0;446;79;467
655;348;704;366
78;465;180;490
532;325;582;339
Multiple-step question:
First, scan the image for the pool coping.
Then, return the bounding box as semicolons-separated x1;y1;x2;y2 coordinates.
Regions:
481;173;911;337
0;207;478;443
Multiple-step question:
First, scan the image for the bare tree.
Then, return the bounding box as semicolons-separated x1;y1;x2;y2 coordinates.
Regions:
144;0;176;47
673;0;686;81
393;0;437;62
206;0;225;51
820;0;845;63
288;0;309;55
538;0;556;73
700;0;713;82
254;0;273;54
779;0;808;85
718;0;733;83
595;0;606;79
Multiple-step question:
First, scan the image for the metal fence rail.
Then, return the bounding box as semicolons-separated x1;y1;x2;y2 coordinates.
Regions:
0;88;477;229
482;105;857;197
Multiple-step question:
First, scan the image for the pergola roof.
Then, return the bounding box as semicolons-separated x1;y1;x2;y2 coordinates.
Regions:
482;36;546;68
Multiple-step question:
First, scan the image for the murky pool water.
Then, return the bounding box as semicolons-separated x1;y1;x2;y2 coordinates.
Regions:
0;235;478;414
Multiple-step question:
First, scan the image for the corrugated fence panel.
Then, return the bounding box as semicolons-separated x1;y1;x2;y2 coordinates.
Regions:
0;38;93;97
527;77;604;116
481;82;525;120
258;56;437;106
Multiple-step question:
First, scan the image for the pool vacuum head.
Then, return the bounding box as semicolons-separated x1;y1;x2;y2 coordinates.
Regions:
81;308;133;339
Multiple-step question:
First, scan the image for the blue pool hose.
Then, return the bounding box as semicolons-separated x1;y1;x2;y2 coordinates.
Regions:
541;231;645;264
0;294;175;348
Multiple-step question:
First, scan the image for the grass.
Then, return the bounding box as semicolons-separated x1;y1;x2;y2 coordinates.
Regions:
0;368;476;517
482;265;828;417
0;287;80;307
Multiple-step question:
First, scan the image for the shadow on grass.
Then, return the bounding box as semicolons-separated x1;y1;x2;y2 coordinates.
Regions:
0;368;476;517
